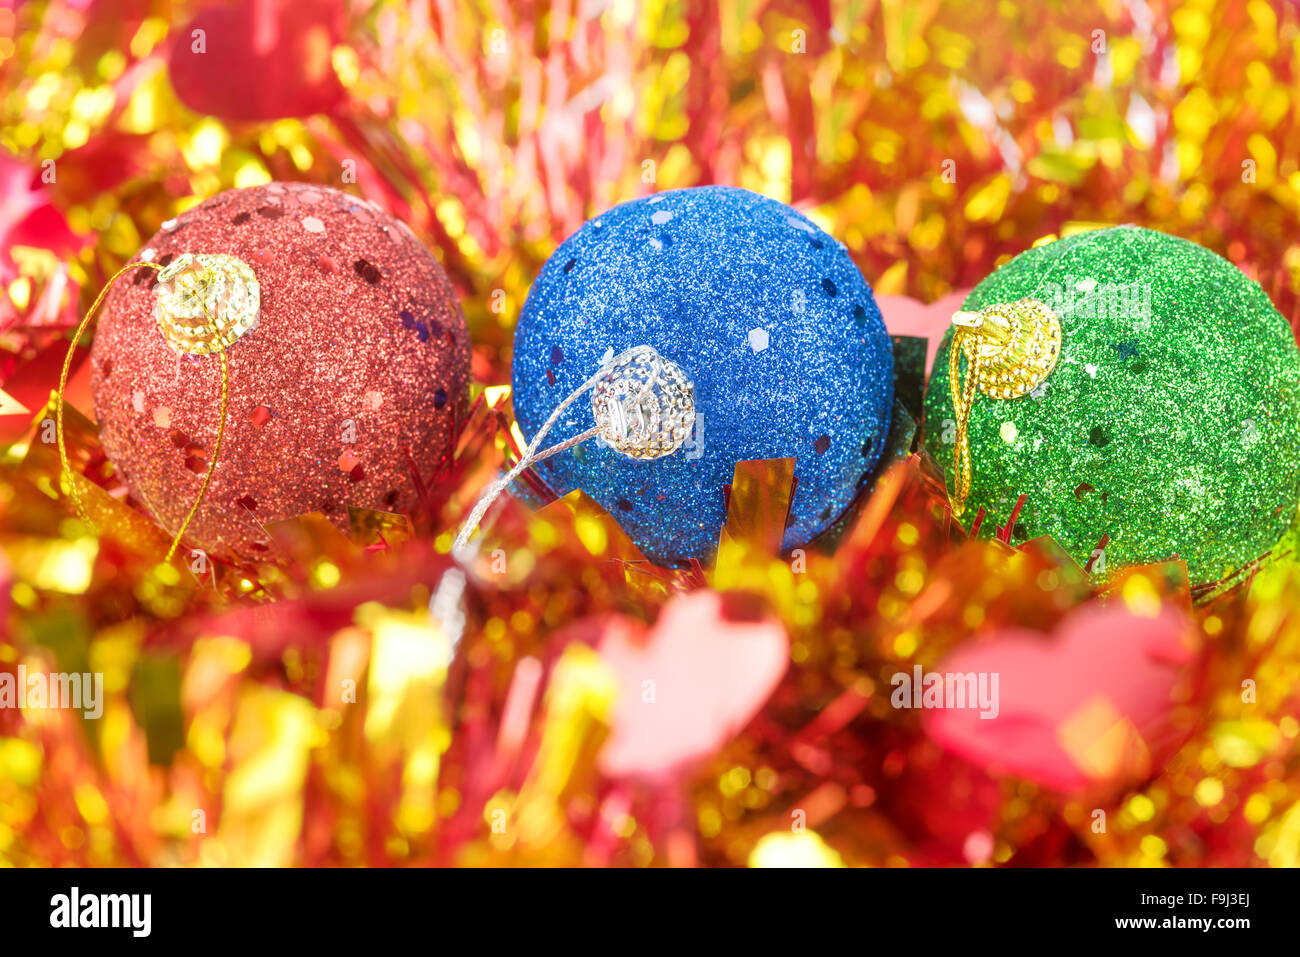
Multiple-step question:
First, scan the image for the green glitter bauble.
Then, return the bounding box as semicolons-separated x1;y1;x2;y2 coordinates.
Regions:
923;225;1300;585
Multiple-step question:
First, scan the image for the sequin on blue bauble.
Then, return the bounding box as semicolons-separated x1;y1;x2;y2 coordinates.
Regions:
512;186;894;566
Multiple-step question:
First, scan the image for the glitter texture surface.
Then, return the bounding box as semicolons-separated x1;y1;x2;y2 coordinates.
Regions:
924;225;1300;585
513;186;893;566
91;182;469;562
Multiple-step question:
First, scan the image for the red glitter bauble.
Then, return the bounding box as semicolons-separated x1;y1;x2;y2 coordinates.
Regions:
90;182;469;562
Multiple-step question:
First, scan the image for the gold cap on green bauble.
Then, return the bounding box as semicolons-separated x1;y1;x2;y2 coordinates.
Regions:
922;225;1300;588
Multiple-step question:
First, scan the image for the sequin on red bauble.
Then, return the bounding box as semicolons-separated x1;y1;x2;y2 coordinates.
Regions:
90;182;469;562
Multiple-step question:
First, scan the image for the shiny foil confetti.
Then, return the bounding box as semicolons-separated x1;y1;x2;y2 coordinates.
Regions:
925;226;1300;586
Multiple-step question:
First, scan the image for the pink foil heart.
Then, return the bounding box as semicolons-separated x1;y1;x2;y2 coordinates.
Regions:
168;0;345;121
923;601;1196;793
597;591;788;780
877;288;972;376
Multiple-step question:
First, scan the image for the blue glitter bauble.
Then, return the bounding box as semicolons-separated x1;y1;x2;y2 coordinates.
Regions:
512;186;894;566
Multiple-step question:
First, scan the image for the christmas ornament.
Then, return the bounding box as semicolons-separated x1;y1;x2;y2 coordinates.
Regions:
66;182;468;562
508;186;894;566
924;225;1300;585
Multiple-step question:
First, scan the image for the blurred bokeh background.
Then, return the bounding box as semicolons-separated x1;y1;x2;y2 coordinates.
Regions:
1;0;1299;867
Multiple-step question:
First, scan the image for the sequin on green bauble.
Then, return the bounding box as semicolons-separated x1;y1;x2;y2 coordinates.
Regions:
923;225;1300;586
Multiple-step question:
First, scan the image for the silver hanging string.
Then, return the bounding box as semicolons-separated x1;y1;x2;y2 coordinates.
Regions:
450;344;693;559
430;344;696;655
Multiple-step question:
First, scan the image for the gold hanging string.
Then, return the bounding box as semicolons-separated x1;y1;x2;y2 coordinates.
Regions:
166;348;229;563
948;326;981;517
946;299;1062;519
56;261;162;526
56;258;237;565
